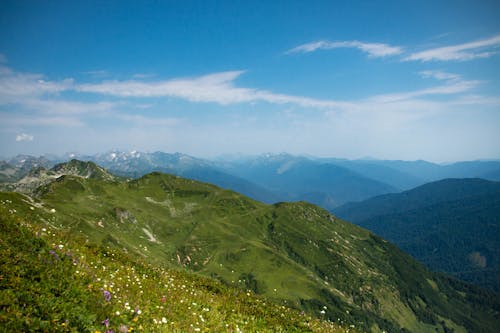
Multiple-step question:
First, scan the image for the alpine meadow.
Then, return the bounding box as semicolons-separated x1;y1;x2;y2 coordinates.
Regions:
1;1;499;333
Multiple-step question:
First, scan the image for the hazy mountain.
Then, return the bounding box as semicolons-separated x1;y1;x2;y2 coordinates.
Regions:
363;159;500;183
0;155;55;182
318;158;425;190
217;154;397;209
0;161;21;183
333;178;500;291
73;151;280;204
3;152;500;211
1;162;498;332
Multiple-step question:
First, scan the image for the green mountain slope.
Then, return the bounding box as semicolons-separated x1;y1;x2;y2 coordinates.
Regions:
1;166;499;332
333;178;500;223
0;197;345;333
333;179;500;291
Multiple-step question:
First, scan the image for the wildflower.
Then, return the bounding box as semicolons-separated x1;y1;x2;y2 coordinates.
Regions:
161;317;167;323
49;250;60;260
118;325;128;333
102;318;110;327
161;296;166;303
103;290;112;302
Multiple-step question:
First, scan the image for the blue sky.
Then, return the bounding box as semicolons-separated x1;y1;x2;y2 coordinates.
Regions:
1;0;499;162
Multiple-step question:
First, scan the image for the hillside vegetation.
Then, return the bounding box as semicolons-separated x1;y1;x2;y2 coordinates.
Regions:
1;161;498;332
0;201;346;333
333;178;500;291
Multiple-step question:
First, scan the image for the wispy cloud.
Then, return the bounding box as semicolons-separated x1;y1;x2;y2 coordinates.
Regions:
1;112;85;127
23;99;116;115
15;133;34;142
369;71;480;103
0;66;489;130
76;69;483;110
77;70;352;109
418;70;461;81
405;34;500;61
0;66;73;101
287;40;403;57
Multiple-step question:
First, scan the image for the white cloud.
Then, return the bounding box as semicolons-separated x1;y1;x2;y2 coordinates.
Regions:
405;34;500;62
287;40;403;57
2;113;85;127
0;66;73;101
0;66;490;140
369;71;480;103
77;70;353;109
23;99;116;115
76;69;483;111
418;70;461;81
15;133;34;142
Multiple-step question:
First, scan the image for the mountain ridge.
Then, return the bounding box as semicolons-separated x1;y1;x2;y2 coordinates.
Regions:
1;161;498;332
333;178;500;292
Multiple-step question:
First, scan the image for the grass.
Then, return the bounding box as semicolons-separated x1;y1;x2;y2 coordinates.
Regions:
0;204;350;332
1;169;499;332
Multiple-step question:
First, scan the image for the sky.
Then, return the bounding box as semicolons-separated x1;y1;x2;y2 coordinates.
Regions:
0;0;499;162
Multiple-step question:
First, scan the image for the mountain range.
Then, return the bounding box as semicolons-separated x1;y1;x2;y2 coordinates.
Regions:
1;159;498;332
2;150;500;210
333;178;500;292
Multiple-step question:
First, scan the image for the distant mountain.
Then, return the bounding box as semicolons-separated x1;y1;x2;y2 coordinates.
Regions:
318;158;425;190
86;151;280;204
1;164;499;332
217;154;397;209
363;159;500;183
0;161;21;183
333;178;500;292
3;152;500;210
0;155;55;182
0;159;118;194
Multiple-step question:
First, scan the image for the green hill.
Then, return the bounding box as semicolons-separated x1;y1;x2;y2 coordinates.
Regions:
1;164;499;332
333;178;500;291
0;200;344;332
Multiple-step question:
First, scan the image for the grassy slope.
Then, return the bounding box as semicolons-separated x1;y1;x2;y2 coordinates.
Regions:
1;172;499;332
0;198;345;333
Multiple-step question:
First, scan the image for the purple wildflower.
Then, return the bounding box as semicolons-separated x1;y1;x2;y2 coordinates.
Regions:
49;249;60;260
103;290;112;302
102;318;110;327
